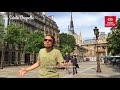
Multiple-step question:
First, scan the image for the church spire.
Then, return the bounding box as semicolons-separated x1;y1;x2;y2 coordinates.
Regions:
68;25;69;31
71;12;73;26
80;30;81;36
79;30;82;45
70;12;74;34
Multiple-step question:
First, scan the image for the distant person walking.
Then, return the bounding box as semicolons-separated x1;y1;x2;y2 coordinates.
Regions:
64;52;71;74
71;55;79;75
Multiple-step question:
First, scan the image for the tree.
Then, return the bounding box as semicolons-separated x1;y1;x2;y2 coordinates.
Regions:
5;23;29;47
0;23;5;43
5;23;30;65
0;16;6;68
61;44;72;56
25;30;44;53
107;18;120;55
0;15;5;44
60;33;76;56
24;30;44;64
117;18;120;29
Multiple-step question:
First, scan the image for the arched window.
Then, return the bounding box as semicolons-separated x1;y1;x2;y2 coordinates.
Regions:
46;30;48;34
53;32;55;37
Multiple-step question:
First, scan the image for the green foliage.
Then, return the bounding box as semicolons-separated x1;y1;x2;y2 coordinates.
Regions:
5;23;44;53
61;44;72;56
117;18;120;29
107;18;120;55
0;15;5;43
25;30;44;53
60;33;76;56
5;23;29;46
0;23;5;43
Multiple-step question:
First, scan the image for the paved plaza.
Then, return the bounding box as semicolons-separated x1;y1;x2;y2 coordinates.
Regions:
0;61;120;78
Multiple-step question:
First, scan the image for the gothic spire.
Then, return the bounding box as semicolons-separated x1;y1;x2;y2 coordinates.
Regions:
70;12;74;28
70;12;74;34
68;25;69;31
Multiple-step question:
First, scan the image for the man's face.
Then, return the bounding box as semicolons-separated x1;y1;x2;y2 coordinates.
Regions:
66;52;68;55
44;36;53;48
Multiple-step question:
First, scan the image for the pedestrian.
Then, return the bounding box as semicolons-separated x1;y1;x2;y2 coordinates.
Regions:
17;34;66;78
63;52;71;74
71;55;78;75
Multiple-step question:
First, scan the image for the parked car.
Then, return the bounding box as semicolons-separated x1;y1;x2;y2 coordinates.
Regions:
86;58;90;61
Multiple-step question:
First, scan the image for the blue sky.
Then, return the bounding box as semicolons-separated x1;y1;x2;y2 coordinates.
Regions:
46;12;120;41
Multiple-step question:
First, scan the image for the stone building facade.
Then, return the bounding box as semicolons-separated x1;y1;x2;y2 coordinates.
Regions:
82;32;108;61
0;12;60;66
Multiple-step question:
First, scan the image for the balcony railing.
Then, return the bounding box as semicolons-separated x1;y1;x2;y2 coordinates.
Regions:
34;14;44;23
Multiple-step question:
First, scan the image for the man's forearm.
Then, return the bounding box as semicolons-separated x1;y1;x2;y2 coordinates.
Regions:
25;61;40;72
59;62;67;67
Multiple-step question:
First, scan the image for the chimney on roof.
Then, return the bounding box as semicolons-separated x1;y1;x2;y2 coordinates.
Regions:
41;12;46;16
48;15;54;20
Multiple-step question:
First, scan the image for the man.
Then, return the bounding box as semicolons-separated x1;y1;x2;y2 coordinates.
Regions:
64;52;71;74
71;55;78;75
64;52;71;63
17;34;65;78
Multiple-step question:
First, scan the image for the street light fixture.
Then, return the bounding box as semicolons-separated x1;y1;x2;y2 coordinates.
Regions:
93;27;101;72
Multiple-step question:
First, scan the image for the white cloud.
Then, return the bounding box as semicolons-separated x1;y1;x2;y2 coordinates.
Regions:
47;12;120;41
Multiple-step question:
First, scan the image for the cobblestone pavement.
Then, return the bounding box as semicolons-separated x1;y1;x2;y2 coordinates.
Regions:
0;61;120;78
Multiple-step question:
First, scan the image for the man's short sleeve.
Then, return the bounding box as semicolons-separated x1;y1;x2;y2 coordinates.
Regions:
56;50;64;63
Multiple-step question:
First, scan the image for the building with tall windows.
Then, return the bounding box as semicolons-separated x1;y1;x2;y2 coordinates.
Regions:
0;12;60;66
8;12;60;48
82;32;108;61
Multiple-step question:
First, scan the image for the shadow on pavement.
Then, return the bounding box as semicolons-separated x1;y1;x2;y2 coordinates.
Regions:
97;74;120;78
106;64;120;73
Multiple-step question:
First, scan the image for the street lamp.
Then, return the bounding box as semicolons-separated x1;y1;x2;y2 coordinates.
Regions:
93;27;101;72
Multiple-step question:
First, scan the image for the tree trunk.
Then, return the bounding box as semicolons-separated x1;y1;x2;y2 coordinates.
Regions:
33;51;35;63
8;48;12;66
0;46;5;69
21;50;25;65
18;46;21;65
30;52;33;65
15;46;18;66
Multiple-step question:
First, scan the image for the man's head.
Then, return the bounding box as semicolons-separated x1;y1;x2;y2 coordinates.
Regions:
66;52;69;55
44;34;55;48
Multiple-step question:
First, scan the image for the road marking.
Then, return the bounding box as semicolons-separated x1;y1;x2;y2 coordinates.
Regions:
79;65;96;73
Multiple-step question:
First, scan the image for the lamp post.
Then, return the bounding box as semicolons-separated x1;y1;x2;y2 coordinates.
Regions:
93;27;101;72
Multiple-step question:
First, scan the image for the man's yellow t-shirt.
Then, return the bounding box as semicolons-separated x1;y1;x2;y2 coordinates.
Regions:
37;48;64;78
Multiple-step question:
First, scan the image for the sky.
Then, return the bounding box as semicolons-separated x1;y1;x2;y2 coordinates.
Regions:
46;12;120;41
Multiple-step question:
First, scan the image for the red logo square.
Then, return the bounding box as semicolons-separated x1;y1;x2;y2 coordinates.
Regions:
105;16;116;27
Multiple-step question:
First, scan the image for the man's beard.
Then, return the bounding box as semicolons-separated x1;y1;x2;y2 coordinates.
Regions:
44;44;52;48
45;46;52;48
